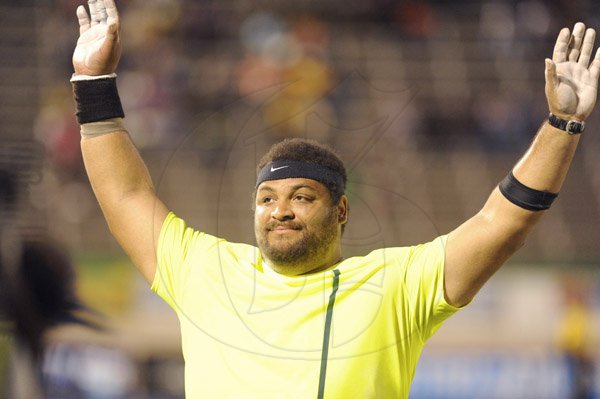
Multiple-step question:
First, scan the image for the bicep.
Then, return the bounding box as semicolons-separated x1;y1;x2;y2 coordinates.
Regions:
444;187;542;307
106;193;169;284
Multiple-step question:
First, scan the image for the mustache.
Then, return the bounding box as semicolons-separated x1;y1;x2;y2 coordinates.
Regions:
266;222;303;231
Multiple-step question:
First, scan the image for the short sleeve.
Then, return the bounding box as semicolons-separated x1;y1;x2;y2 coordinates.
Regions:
151;212;204;310
401;235;462;342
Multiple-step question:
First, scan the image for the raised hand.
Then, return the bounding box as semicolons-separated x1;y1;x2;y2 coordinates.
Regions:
72;0;121;76
545;22;600;121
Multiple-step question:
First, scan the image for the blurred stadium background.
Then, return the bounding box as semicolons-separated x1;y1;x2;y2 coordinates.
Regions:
1;0;600;397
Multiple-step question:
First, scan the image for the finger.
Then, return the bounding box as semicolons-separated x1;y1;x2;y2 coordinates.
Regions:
545;58;558;90
88;0;105;25
104;0;120;35
76;5;91;34
589;48;600;82
88;0;98;24
568;22;586;62
96;0;109;23
553;27;570;63
578;28;596;66
104;0;119;26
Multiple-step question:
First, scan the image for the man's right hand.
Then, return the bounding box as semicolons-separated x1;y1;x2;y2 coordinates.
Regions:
73;0;121;76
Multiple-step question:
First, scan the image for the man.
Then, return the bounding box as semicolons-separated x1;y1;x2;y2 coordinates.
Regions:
71;0;600;397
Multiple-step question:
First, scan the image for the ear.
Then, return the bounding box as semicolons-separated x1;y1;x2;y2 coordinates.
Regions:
337;195;349;224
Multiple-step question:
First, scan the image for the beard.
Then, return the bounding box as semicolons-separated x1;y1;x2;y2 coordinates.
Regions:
255;207;338;271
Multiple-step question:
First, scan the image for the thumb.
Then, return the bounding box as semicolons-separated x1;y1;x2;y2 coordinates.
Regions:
545;58;558;89
98;23;121;73
107;22;119;36
103;23;120;52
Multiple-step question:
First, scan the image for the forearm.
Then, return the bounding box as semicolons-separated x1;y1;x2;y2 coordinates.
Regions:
446;120;582;306
512;121;580;192
481;120;580;230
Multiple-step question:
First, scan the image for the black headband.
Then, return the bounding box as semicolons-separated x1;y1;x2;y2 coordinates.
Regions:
256;159;344;191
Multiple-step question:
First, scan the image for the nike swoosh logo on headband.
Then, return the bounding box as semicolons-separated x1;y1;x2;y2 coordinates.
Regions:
270;165;289;172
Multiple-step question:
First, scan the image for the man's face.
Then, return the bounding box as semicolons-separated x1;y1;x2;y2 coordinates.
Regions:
254;178;346;275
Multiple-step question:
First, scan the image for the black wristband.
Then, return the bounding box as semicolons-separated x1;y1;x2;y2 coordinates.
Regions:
72;77;124;124
498;171;558;211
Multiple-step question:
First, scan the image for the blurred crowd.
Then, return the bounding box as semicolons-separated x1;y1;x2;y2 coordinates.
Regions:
37;0;600;164
28;0;600;253
1;1;600;397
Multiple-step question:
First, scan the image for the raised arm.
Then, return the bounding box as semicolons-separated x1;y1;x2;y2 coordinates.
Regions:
72;0;169;283
444;23;600;307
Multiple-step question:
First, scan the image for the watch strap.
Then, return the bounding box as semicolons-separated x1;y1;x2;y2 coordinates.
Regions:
548;113;585;134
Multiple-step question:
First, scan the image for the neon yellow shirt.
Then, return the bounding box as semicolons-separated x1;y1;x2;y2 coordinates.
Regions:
152;212;460;398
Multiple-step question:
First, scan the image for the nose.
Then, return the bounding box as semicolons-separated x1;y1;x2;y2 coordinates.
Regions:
271;200;294;221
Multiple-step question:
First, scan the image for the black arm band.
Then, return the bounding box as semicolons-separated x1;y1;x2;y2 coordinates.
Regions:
72;77;124;124
498;171;558;211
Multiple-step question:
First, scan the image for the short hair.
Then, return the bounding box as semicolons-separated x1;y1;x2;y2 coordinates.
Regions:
256;138;347;203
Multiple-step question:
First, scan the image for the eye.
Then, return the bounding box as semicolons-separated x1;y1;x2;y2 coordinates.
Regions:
260;196;274;204
294;195;313;202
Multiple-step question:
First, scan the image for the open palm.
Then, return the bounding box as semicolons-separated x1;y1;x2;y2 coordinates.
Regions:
546;23;600;121
72;0;121;76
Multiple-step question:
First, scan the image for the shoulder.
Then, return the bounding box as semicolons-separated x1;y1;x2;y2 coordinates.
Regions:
338;236;448;276
355;236;447;264
159;212;259;264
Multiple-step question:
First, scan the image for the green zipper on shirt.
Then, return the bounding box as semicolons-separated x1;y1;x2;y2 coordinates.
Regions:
317;269;340;399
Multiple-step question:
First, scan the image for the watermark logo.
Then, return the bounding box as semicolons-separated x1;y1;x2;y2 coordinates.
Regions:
154;69;444;360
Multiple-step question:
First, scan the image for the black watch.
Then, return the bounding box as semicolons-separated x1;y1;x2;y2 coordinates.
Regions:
548;113;585;134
